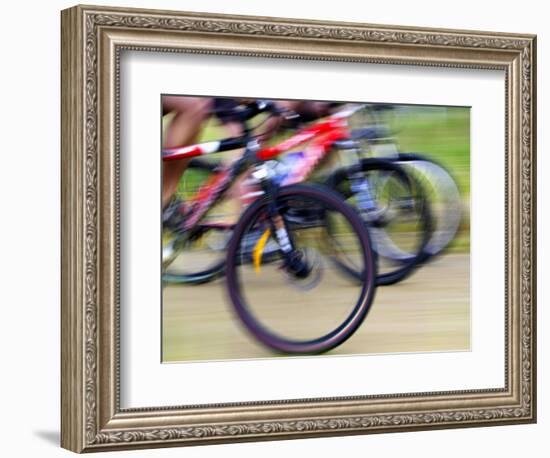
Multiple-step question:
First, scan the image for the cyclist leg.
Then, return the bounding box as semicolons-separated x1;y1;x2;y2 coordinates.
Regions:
162;96;213;208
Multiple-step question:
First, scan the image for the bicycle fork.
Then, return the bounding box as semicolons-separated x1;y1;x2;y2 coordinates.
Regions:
252;165;312;279
350;172;378;214
270;212;313;279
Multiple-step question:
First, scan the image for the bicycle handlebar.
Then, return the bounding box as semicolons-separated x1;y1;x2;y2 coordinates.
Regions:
213;99;290;124
163;100;374;162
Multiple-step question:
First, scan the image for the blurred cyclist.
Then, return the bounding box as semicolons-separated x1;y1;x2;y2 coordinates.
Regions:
161;96;336;228
162;96;213;209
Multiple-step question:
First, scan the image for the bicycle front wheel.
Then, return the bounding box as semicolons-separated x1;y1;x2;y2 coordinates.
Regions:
326;158;432;286
396;153;462;259
225;184;376;354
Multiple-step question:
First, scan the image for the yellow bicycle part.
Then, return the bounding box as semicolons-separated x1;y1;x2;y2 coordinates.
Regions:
253;229;272;273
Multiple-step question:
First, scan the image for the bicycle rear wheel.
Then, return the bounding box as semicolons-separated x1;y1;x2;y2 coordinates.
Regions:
225;184;376;354
162;159;229;285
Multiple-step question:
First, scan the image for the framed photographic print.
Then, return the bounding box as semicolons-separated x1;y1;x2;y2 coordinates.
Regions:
61;4;536;453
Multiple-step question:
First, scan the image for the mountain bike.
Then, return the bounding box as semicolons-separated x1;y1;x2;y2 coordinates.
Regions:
163;101;432;287
162;100;377;353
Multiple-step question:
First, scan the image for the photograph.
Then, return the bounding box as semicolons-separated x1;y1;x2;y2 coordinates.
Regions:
59;4;536;452
161;95;471;362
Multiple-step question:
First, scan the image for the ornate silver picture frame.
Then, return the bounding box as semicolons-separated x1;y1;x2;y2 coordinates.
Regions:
61;4;536;453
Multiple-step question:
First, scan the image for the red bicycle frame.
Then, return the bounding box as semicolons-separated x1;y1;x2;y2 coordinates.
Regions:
162;113;353;232
163;117;348;162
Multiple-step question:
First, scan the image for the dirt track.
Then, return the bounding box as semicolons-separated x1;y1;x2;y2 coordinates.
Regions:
162;253;470;362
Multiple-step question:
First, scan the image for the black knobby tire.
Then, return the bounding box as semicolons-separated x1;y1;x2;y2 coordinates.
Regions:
326;158;432;286
225;184;377;354
162;158;229;285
